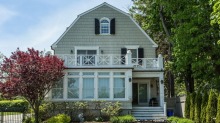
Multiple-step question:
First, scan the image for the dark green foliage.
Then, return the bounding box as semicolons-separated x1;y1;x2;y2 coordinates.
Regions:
0;100;28;111
206;90;217;123
46;114;71;123
110;115;136;123
194;91;202;123
216;94;220;123
167;116;193;123
184;93;190;118
200;92;208;123
189;92;196;120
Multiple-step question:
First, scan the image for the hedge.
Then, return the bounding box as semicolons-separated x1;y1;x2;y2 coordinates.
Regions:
189;92;196;120
206;89;217;123
185;92;190;118
194;91;202;123
167;116;193;123
110;115;136;123
0;100;28;112
216;94;220;123
200;92;208;123
46;114;71;123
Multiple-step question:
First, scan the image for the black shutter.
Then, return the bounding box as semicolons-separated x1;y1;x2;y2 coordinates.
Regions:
110;18;115;34
121;48;127;64
138;48;144;64
95;18;100;34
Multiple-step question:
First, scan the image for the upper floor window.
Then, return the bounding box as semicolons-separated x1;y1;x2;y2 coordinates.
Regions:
100;18;110;34
95;18;115;35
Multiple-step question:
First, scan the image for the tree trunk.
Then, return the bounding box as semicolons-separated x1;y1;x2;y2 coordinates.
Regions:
34;103;40;123
185;64;194;93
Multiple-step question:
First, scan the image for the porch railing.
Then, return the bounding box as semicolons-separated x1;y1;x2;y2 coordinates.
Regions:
57;53;163;70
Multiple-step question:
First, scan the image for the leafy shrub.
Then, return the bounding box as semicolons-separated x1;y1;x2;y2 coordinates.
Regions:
216;94;220;123
184;92;190;118
110;115;136;123
194;91;202;123
189;92;196;120
167;116;193;123
0;99;28;112
101;101;121;118
23;117;35;123
200;92;208;123
206;89;217;123
46;114;71;123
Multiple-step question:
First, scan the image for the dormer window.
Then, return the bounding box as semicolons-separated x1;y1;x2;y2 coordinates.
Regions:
95;18;115;35
100;18;110;34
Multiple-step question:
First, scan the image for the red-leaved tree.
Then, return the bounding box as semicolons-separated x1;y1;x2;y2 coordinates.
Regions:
0;48;64;123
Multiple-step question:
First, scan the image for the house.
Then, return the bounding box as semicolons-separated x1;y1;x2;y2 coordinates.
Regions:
50;2;166;120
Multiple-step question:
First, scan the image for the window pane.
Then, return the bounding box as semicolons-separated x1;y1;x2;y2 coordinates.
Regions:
83;72;94;76
52;78;63;99
130;49;137;58
98;72;110;76
67;78;79;98
77;50;86;55
83;78;94;98
87;50;97;55
114;78;125;98
98;78;110;98
68;72;79;76
113;72;125;75
101;20;109;34
52;89;63;99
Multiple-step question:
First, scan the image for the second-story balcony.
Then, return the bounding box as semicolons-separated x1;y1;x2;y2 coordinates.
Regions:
56;51;163;70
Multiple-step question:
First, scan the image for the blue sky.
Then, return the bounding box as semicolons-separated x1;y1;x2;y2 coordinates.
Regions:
0;0;133;57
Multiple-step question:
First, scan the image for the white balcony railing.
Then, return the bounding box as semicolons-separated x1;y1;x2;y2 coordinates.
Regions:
57;53;163;70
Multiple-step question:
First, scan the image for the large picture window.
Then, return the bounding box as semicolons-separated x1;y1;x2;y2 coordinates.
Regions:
83;78;94;98
98;78;110;98
67;78;79;98
114;78;125;98
52;78;64;99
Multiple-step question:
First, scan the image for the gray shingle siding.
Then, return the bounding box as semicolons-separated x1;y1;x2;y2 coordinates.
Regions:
54;5;156;58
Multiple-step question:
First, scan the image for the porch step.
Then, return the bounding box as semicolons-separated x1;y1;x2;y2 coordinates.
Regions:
131;107;167;120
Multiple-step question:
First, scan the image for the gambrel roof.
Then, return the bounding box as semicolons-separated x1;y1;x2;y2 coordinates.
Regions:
51;2;158;49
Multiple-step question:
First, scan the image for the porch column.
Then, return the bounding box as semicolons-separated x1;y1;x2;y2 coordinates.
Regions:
126;50;132;65
159;73;164;107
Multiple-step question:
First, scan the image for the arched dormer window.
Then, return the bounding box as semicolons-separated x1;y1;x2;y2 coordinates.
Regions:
95;18;115;35
100;18;110;34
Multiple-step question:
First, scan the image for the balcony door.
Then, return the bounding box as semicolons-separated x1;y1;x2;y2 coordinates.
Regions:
77;50;97;65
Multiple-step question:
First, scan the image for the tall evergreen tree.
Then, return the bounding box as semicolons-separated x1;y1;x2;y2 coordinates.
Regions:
200;92;208;123
206;90;217;123
194;91;202;123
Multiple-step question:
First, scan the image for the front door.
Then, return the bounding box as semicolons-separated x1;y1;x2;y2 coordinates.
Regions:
138;83;148;105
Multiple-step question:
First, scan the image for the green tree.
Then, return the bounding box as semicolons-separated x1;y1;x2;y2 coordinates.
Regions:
200;92;208;123
184;93;190;118
189;92;196;120
206;89;217;123
130;0;220;94
194;91;202;123
216;94;220;123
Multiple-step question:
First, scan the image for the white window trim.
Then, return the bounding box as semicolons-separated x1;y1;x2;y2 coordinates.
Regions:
100;17;110;35
50;69;132;101
125;45;139;49
74;46;100;55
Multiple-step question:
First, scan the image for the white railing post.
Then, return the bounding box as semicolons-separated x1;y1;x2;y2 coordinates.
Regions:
95;55;98;66
158;54;163;69
80;56;82;66
164;102;167;117
126;50;132;65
